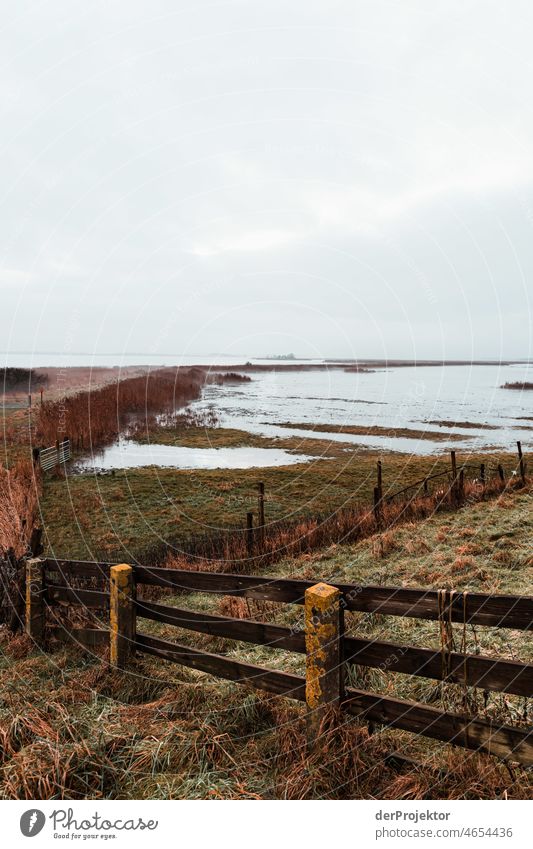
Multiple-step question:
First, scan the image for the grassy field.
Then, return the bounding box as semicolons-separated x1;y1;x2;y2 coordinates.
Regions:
34;424;520;561
1;483;531;799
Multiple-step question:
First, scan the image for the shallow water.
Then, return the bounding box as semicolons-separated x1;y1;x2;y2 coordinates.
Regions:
189;363;533;455
76;440;312;471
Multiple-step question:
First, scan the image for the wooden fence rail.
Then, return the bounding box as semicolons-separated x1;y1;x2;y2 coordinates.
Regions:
42;559;533;629
30;557;533;766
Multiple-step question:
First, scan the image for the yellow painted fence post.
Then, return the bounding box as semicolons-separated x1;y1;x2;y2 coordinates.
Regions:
305;582;343;751
110;564;134;669
25;557;45;645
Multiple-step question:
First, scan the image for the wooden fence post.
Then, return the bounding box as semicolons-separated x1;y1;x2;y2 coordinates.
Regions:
257;482;265;545
480;463;485;485
25;558;44;645
517;441;526;485
377;460;383;500
305;582;343;751
498;464;505;483
110;564;134;669
450;450;458;502
246;511;254;557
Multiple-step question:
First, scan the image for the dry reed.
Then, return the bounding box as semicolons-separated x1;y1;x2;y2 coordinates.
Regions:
37;367;206;451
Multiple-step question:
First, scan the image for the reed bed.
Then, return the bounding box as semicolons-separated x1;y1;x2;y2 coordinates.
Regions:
37;367;206;451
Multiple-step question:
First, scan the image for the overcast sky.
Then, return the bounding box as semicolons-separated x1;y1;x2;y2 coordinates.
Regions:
1;1;533;362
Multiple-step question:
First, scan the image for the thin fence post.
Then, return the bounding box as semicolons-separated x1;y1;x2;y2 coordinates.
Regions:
498;464;505;483
480;463;485;485
110;564;134;669
257;482;265;545
305;582;343;752
246;511;254;557
377;460;383;500
450;450;458;502
517;441;526;485
423;477;429;496
459;469;464;499
25;558;45;645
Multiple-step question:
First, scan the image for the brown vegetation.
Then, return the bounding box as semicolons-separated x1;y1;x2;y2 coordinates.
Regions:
156;474;515;575
274;421;466;442
427;419;498;430
36;368;206;451
210;372;252;384
0;459;42;628
0;459;40;558
0;642;529;800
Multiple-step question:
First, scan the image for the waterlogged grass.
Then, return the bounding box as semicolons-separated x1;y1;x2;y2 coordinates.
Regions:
38;426;519;559
274;421;467;441
132;426;271;449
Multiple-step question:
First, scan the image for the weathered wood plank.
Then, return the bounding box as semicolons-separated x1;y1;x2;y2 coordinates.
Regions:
138;601;533;696
344;637;533;698
41;560;533;628
343;688;533;766
133;566;533;629
26;558;45;644
49;625;108;647
43;559;112;579
305;583;343;750
136;599;305;652
110;564;134;669
47;586;110;609
135;632;306;700
135;631;532;765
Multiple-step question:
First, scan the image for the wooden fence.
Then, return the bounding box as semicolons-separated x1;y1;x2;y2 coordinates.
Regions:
25;556;533;767
377;444;527;509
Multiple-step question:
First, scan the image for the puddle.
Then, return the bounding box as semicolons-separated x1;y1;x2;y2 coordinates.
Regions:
74;440;312;471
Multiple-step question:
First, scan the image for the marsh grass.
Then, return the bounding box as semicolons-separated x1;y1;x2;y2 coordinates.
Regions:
37;367;206;451
39;435;520;561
